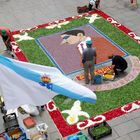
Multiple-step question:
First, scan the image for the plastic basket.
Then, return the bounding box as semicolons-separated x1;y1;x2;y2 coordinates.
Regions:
77;5;88;13
88;122;112;140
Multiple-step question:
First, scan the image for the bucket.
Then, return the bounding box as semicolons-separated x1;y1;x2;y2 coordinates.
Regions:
94;75;103;84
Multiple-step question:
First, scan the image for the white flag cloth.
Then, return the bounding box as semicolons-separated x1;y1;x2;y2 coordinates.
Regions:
0;55;97;110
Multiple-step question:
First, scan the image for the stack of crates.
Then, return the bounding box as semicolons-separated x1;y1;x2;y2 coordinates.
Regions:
3;113;28;140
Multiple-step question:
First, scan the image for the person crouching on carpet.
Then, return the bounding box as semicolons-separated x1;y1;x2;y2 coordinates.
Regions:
108;54;128;76
88;0;100;11
82;40;97;84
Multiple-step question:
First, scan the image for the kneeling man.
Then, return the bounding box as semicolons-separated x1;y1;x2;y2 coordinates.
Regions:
108;54;128;76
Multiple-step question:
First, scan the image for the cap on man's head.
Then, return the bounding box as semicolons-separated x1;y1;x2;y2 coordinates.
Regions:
86;40;92;45
1;29;7;35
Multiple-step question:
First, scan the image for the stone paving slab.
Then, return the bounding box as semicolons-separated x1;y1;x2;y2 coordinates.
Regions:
133;117;140;128
113;120;139;136
129;130;140;140
107;115;129;127
49;131;62;140
116;135;132;140
125;110;140;121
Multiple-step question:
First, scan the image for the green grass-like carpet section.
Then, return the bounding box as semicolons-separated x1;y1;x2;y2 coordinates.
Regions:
54;74;140;118
17;15;140;121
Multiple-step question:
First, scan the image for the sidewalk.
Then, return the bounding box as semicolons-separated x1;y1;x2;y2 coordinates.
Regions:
0;0;140;140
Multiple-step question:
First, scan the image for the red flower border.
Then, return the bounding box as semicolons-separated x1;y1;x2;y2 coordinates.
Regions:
9;10;140;137
45;100;140;137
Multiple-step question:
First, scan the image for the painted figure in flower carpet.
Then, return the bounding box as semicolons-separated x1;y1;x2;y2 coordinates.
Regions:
61;29;92;55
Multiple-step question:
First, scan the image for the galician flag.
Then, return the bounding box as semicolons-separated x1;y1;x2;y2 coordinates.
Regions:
0;55;96;110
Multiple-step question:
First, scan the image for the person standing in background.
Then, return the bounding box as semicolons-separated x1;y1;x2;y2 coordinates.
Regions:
0;29;12;52
130;0;138;8
0;28;15;58
82;40;97;84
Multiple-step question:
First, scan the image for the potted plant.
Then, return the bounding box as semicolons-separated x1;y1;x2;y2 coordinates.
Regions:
88;121;112;140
